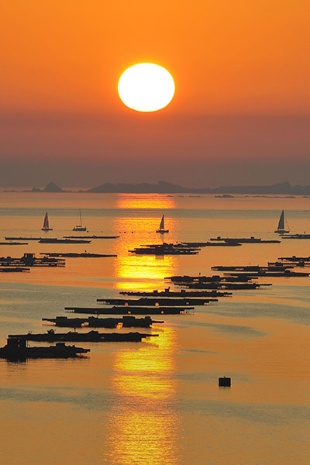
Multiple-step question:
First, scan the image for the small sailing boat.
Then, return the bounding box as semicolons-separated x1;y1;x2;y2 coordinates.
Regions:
156;215;169;234
274;210;290;234
73;210;87;232
41;212;53;231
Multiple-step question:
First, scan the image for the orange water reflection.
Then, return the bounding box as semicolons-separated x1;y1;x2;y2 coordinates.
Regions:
106;326;180;465
116;194;175;210
112;195;178;291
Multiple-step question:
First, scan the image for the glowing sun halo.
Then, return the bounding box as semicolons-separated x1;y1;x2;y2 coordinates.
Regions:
118;63;175;112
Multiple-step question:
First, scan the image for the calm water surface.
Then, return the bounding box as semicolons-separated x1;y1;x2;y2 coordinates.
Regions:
0;193;309;465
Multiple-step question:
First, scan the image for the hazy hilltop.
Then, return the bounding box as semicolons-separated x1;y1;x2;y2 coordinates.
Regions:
27;180;310;195
87;181;310;195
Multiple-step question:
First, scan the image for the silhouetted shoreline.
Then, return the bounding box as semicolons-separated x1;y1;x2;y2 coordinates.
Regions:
4;180;310;195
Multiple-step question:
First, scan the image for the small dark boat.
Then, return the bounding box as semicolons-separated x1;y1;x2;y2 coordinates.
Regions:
72;209;87;232
274;210;290;234
42;212;53;231
0;337;89;361
156;215;169;234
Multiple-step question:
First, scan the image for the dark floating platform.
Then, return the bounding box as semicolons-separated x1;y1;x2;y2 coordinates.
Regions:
129;242;200;255
97;297;216;306
8;330;158;343
277;256;310;266
65;306;194;315
120;289;232;298
219;376;231;387
182;281;265;290
167;274;256;283
0;253;65;268
225;270;309;277
5;237;41;241
42;315;163;328
282;234;310;239
0;242;28;245
0;337;89;361
41;252;117;258
210;236;281;244
39;238;91;244
63;235;120;239
212;265;292;272
202;241;242;247
0;267;30;273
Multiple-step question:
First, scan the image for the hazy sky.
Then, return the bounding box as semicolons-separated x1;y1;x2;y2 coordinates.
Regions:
1;0;309;188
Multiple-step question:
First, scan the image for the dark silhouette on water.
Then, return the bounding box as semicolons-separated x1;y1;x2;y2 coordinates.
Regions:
0;337;89;361
8;330;158;343
42;315;163;328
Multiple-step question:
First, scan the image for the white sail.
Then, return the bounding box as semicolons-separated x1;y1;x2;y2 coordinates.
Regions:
275;210;289;234
156;215;169;233
73;210;87;231
42;212;52;231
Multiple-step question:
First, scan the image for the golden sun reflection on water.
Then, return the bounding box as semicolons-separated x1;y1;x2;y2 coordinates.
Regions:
106;327;180;465
112;195;179;291
116;194;175;210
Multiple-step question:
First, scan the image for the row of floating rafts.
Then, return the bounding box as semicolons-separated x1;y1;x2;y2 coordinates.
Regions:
0;251;118;273
129;242;201;255
0;253;65;272
0;312;164;361
2;281;212;359
128;236;282;255
166;265;309;288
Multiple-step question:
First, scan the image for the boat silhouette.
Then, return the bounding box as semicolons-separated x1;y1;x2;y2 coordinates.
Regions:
41;212;53;231
274;210;290;234
156;215;169;233
73;209;87;231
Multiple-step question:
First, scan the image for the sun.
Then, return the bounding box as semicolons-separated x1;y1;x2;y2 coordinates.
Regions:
118;63;175;112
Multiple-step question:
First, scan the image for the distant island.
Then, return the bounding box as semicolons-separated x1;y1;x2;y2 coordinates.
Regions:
29;180;310;195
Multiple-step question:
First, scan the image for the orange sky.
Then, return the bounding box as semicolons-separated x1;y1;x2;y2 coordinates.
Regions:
1;1;309;187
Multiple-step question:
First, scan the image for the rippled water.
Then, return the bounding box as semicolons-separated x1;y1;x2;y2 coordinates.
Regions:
0;192;309;465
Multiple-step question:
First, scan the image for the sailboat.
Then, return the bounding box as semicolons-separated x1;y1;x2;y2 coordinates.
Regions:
73;210;87;232
274;210;290;234
41;212;53;231
156;215;169;234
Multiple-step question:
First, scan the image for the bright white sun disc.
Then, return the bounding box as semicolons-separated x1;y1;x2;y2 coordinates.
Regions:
118;63;175;112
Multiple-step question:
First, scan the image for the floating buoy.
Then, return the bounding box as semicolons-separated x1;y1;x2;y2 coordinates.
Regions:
219;376;231;387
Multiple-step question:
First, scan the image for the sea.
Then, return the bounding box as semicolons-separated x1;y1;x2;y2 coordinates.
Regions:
0;192;309;465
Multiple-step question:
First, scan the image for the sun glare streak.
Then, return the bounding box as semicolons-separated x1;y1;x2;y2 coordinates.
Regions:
105;327;180;465
111;194;178;291
116;194;175;210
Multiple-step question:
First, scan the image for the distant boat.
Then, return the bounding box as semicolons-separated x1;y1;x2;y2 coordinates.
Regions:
73;210;87;232
41;212;53;231
274;210;290;234
156;215;169;234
